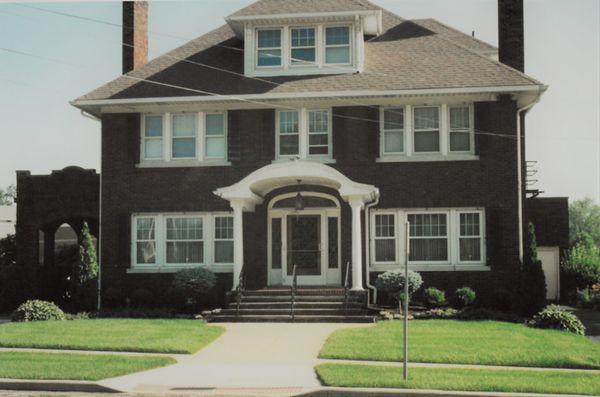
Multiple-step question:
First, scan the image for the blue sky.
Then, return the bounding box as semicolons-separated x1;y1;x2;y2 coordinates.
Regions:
0;0;598;201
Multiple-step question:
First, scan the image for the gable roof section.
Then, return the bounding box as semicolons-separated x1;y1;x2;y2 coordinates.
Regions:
228;0;380;18
74;4;541;104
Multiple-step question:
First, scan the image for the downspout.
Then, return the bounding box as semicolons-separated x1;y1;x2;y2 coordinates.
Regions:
364;192;380;306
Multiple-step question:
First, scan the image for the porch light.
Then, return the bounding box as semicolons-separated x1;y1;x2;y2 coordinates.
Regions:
294;179;304;211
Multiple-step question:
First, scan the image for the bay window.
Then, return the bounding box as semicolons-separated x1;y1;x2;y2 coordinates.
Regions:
277;109;331;160
257;29;282;67
374;213;396;263
449;106;472;152
291;27;316;65
142;115;163;160
325;26;351;64
413;106;440;153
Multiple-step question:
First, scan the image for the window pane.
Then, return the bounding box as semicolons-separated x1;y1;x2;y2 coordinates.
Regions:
271;218;282;269
136;218;155;240
309;146;328;155
215;217;233;239
280;135;299;155
309;110;329;133
172;138;196;158
144;139;163;159
460;213;480;236
414;130;440;152
409;214;447;237
172;114;195;137
375;239;396;262
384;108;404;130
291;48;315;63
309;134;328;146
215;241;233;263
375;214;395;237
325;47;350;64
414;107;439;130
136;242;156;264
326;27;350;45
145;116;162;137
258;29;281;47
167;241;203;263
291;28;315;47
328;217;338;269
410;239;448;261
258;49;281;66
384;130;403;153
460;238;481;261
279;111;299;133
206;114;224;136
205;136;226;158
450;131;470;151
450;107;470;129
167;218;202;240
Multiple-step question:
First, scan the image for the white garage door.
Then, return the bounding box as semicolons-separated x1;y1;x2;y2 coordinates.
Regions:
538;246;560;301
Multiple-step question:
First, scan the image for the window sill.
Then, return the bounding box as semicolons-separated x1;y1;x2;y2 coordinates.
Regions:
376;154;479;163
127;264;233;274
369;264;489;272
136;160;232;168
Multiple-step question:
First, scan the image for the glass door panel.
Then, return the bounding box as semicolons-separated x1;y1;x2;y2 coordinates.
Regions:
286;215;321;276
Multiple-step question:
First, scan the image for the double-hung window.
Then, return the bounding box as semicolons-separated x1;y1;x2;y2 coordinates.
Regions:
257;29;282;67
374;214;396;263
449;106;472;152
459;212;482;262
214;216;234;264
325;26;351;64
290;27;316;65
135;217;156;264
382;107;404;154
205;113;226;159
166;217;204;264
308;110;330;156
171;114;196;159
413;107;440;153
278;111;300;156
408;213;448;262
143;115;163;159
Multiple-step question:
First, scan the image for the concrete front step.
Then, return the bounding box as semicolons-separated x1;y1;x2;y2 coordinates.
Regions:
228;301;363;310
211;314;377;323
234;295;363;303
219;308;368;316
242;288;351;296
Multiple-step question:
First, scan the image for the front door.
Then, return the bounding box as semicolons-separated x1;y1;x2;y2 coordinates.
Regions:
287;215;321;277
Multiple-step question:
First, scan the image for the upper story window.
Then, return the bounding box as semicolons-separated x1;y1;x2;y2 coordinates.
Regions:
291;27;316;65
257;29;282;67
325;26;351;64
140;112;229;167
378;104;476;162
276;108;332;161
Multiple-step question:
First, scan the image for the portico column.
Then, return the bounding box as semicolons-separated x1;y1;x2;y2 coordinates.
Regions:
231;200;244;290
349;197;364;291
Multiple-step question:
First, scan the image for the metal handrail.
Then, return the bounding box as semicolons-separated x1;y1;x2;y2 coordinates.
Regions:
290;264;297;321
343;261;351;314
235;265;245;317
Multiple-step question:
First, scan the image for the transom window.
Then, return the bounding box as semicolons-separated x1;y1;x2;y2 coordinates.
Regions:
449;106;472;152
374;214;396;263
276;109;331;159
290;27;316;65
257;29;282;67
141;112;227;164
413;107;440;153
382;108;404;154
325;26;351;64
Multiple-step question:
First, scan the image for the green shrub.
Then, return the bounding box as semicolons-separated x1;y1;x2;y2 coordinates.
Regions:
11;300;66;322
453;287;476;309
575;288;600;310
562;234;600;297
423;287;446;309
375;270;423;306
172;267;216;306
413;308;458;319
130;288;154;308
529;305;585;335
515;223;547;316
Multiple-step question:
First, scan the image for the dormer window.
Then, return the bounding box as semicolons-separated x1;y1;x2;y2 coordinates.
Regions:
257;29;282;67
290;27;316;65
325;26;351;64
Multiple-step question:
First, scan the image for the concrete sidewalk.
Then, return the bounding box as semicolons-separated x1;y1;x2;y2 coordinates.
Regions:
99;322;366;393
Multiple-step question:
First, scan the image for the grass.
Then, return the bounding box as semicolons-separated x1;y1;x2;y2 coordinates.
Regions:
0;351;175;381
0;319;224;354
319;320;600;369
316;363;600;395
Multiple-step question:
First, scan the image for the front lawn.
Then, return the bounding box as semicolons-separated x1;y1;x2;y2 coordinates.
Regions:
319;320;600;369
0;319;224;354
315;363;600;396
0;351;175;381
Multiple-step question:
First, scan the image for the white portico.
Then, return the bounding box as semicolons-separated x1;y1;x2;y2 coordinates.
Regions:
214;160;379;290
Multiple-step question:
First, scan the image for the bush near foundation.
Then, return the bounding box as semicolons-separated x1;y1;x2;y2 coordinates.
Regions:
529;305;585;335
12;300;66;322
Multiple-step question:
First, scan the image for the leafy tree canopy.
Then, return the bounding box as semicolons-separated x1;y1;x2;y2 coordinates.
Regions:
569;198;600;247
0;185;16;205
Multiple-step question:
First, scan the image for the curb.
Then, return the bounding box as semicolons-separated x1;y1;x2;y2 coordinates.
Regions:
0;378;119;393
299;387;593;397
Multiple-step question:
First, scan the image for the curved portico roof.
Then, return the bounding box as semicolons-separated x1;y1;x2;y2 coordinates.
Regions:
214;159;379;210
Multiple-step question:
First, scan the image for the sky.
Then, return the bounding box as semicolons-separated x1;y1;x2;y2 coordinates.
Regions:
0;0;598;202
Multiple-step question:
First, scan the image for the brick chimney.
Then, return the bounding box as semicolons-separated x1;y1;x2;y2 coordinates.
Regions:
498;0;524;72
122;1;148;74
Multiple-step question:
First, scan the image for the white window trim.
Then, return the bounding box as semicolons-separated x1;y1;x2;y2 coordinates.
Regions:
456;210;486;264
413;105;441;155
371;212;399;265
324;24;353;66
448;103;475;154
139;112;230;167
380;106;405;155
213;215;234;265
407;211;450;265
164;214;205;266
290;26;317;67
171;113;197;160
256;27;283;69
275;108;333;161
369;208;487;271
204;111;228;160
141;114;165;161
130;212;235;273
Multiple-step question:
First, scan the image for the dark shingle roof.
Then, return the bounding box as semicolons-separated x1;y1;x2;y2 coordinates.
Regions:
228;0;380;18
75;2;540;103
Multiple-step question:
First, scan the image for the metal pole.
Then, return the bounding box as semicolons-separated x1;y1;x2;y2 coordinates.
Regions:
403;221;410;380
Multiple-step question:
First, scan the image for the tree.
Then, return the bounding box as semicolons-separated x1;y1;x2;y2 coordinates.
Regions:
516;222;547;316
0;185;16;205
569;198;600;247
77;222;98;284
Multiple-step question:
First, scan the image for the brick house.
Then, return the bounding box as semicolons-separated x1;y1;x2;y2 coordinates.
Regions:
71;0;565;317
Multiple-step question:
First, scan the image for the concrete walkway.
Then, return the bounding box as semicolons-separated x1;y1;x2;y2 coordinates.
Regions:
99;322;365;393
